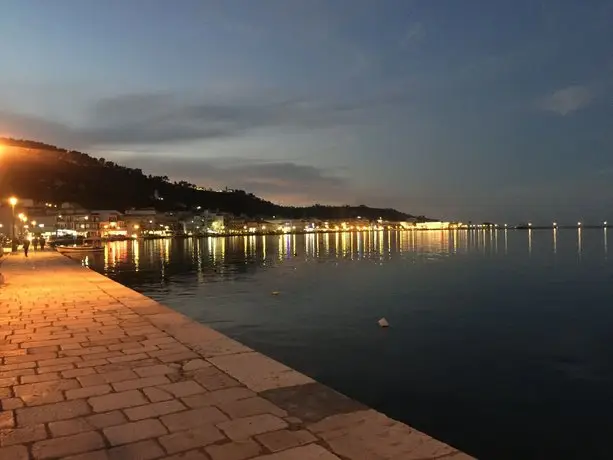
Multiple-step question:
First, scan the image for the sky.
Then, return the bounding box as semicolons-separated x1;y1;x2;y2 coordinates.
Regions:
1;0;612;224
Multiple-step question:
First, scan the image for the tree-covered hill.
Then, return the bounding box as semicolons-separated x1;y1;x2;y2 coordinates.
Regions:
0;138;423;221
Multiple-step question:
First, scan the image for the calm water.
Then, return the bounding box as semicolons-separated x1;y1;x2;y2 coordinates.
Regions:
75;229;613;460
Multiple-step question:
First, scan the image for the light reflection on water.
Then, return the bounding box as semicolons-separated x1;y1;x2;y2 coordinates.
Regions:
76;229;613;460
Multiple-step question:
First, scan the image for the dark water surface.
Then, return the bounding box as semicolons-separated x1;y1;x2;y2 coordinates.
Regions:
75;229;613;459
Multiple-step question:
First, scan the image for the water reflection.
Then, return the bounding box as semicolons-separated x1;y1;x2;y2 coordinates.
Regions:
72;229;613;287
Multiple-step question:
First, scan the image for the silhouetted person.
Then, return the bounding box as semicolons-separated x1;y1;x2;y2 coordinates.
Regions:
32;237;39;251
40;237;46;251
23;239;30;257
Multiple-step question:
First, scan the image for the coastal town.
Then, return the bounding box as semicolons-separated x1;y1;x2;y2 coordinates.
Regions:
0;197;463;246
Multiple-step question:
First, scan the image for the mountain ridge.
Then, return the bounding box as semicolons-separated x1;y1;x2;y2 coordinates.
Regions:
0;137;428;221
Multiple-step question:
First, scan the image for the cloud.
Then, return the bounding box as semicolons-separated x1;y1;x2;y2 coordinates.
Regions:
76;92;379;146
115;155;350;206
540;85;593;115
400;22;425;48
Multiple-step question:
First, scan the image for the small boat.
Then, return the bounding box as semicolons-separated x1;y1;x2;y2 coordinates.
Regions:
56;238;104;254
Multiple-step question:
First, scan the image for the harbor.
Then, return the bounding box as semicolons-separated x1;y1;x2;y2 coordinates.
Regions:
0;250;471;460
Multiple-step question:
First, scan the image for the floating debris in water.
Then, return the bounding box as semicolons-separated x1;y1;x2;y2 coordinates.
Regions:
378;317;390;327
271;291;280;296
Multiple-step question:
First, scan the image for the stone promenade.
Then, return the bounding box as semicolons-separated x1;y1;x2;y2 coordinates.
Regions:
0;250;472;460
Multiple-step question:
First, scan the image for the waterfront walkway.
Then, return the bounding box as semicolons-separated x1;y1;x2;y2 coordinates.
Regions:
0;251;472;460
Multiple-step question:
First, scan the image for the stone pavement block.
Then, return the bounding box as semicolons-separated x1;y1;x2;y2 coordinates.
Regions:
88;389;148;412
181;359;210;372
14;378;80;406
206;439;263;460
17;399;91;425
0;423;48;446
255;429;317;453
1;397;24;410
78;369;138;387
32;431;105;459
0;445;29;460
157;381;206;397
62;367;97;379
181;387;256;408
217;414;288;441
163;449;210;460
21;372;60;384
86;410;127;429
308;410;459;460
124;400;187;421
112;375;171;391
134;364;177;378
158;424;226;454
209;353;313;392
260;382;366;424
144;386;174;402
66;384;113;400
192;367;241;391
251;444;341;460
161;406;229;432
218;397;287;419
48;417;94;437
0;411;14;429
108;439;166;459
103;419;168;446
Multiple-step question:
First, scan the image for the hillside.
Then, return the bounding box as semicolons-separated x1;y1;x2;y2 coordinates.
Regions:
0;138;423;221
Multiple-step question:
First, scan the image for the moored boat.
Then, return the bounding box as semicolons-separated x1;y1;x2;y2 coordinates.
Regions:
56;238;104;254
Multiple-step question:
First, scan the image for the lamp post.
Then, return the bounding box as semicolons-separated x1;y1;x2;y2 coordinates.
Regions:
8;197;17;251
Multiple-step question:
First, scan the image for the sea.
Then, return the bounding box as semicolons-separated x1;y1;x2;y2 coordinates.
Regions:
73;229;613;460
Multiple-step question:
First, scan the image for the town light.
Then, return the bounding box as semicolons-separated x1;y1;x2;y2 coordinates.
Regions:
577;222;582;227
8;196;17;207
133;224;140;230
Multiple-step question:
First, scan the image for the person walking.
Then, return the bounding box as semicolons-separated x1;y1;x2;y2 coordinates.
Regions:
23;238;30;257
40;236;46;251
32;237;39;251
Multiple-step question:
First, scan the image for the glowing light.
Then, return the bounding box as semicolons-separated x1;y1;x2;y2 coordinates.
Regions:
604;221;608;226
577;222;582;226
133;224;140;230
553;222;557;227
528;222;532;227
8;197;17;206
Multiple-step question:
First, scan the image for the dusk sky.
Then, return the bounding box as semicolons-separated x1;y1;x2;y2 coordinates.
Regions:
1;0;612;223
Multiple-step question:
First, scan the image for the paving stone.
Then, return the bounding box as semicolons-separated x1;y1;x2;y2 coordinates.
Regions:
108;439;166;459
124;400;187;421
0;445;29;460
86;410;127;429
144;386;174;402
250;444;341;459
157;381;206;397
209;353;313;392
192;367;241;391
134;364;177;377
89;389;148;412
158;424;226;454
48;417;94;437
0;423;48;446
112;375;171;391
308;410;458;460
32;431;105;459
0;411;14;429
218;397;288;419
255;429;317;452
14;378;80;406
206;439;263;460
260;382;366;423
181;387;256;408
181;359;210;372
163;450;210;460
217;414;288;441
66;384;113;400
17;399;91;425
1;397;24;410
161;406;229;432
21;372;60;384
103;419;168;446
